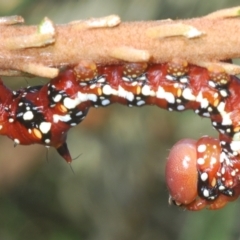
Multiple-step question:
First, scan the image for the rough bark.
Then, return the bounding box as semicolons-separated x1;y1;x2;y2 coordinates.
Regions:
0;7;240;78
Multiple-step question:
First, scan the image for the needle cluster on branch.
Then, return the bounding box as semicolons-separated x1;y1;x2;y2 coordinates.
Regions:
0;6;240;78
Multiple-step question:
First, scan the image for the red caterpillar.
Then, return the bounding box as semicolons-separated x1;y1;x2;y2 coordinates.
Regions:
1;59;240;210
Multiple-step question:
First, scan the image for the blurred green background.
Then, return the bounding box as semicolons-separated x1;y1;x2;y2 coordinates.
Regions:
0;0;240;240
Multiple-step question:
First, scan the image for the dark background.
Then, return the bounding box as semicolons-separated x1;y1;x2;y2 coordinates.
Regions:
0;1;239;239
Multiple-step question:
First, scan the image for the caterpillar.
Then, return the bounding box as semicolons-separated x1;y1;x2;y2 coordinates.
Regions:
1;59;240;210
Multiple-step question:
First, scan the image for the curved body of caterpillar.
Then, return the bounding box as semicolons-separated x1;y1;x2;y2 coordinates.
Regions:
4;60;213;155
58;60;240;209
1;59;240;210
166;137;240;210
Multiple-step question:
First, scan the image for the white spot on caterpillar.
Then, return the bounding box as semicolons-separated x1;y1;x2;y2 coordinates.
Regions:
197;144;206;153
141;85;151;96
164;92;175;104
118;86;127;97
220;152;226;163
87;94;98;102
200;99;209;109
23;111;34;120
230;140;240;152
177;105;185;111
97;77;106;83
138;75;147;81
156;87;175;103
156;86;164;98
219;185;225;190
126;92;134;101
196;92;203;102
118;86;134;101
202;112;210;117
207;107;213;112
76;111;83;116
179;77;188;83
53;94;62;102
221;113;232;125
111;88;118;96
39;122;51;134
90;84;96;89
53;114;71;123
233;132;240;141
208;81;216;88
201;172;208;181
182;88;196;101
102;85;112;95
166;75;175;81
173;83;179;88
231;170;236;176
101;99;110;106
14;138;20;145
137;100;145;106
220;89;228;98
195;109;200;114
64;97;79;109
122;76;130;82
210;157;217;165
196;92;209;108
197;158;205;165
131;82;138;86
77;92;91;102
203;189;209;198
226;128;231;133
217;102;226;112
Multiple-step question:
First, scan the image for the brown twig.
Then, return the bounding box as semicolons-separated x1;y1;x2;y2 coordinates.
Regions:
1;7;240;78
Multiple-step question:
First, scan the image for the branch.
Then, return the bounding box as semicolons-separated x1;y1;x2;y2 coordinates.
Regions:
1;7;240;78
